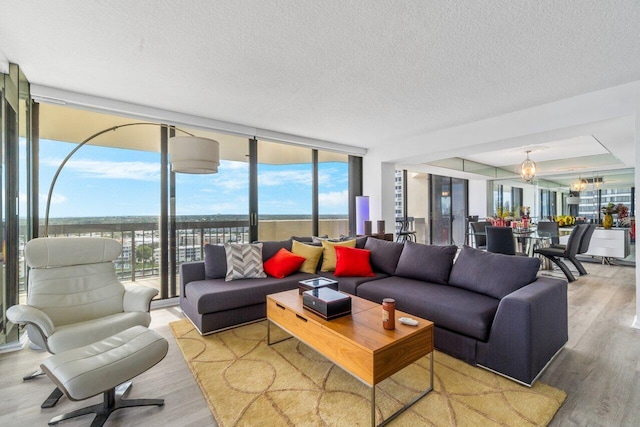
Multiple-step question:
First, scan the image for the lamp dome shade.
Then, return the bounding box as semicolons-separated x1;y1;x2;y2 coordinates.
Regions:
168;136;220;174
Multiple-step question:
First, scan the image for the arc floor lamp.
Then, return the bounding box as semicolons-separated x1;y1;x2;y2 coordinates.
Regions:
43;122;219;236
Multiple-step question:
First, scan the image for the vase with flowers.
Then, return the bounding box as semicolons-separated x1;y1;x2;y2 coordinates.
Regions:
601;203;627;229
494;202;512;227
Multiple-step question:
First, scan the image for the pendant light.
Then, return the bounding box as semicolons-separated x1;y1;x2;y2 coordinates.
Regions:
520;150;536;182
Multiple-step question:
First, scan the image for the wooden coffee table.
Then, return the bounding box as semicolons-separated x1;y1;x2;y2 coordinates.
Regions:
267;289;434;426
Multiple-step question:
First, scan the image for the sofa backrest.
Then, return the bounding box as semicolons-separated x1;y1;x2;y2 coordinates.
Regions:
394;241;458;284
203;237;364;279
448;246;541;299
364;237;404;275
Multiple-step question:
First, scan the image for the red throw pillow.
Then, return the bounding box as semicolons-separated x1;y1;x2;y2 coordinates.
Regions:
334;246;375;277
263;248;306;278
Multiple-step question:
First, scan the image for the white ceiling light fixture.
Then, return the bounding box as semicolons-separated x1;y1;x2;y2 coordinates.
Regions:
520;150;537;182
169;136;220;174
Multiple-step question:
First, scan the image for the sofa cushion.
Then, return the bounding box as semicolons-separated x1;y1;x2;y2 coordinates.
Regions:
334;246;375;277
364;238;404;275
320;239;357;272
355;236;368;249
291;240;323;273
185;272;313;314
204;244;226;279
263;248;306;279
224;243;267;281
318;271;387;295
394;241;458;285
448;246;540;299
259;240;293;262
356;276;500;341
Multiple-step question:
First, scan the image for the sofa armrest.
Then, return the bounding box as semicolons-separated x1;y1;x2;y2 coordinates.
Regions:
476;276;568;385
123;286;159;312
180;261;206;299
6;304;55;337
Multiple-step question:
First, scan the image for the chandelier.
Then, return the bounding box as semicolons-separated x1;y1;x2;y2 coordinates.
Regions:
571;177;588;192
520;150;536;182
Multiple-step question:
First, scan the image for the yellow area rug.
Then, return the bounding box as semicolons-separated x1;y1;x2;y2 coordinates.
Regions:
170;319;565;426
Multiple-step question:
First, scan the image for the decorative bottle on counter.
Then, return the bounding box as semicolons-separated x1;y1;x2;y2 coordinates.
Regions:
382;298;395;330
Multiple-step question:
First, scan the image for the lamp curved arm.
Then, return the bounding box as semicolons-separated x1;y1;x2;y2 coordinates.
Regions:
44;122;194;236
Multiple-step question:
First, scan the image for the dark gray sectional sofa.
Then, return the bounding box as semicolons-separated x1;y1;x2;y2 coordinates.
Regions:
180;237;568;386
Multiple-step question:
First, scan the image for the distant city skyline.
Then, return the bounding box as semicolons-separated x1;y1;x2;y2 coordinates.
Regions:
22;139;348;218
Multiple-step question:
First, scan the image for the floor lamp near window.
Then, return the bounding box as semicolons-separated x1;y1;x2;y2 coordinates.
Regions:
355;196;370;235
43;122;219;236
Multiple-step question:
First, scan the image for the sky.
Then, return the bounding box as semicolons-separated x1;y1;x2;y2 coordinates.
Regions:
27;139;348;218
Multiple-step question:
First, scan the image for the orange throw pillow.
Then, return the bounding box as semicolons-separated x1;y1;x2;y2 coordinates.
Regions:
334;246;375;277
263;248;306;278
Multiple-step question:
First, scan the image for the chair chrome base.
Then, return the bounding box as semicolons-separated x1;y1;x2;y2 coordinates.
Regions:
48;382;163;427
23;368;46;381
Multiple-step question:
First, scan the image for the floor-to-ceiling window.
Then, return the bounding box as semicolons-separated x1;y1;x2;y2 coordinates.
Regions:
257;140;313;240
317;151;349;237
38;105;166;294
430;175;467;246
169;130;250;297
540;189;557;220
396;171;468;246
17;100;359;306
1;64;29;347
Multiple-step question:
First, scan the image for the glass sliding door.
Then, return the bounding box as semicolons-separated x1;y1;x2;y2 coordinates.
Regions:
1;64;29;347
257;140;313;240
430;174;467;246
317;151;349;237
171;130;249;297
38;104;164;295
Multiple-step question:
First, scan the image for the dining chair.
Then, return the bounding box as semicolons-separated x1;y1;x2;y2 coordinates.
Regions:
536;221;560;245
572;224;596;275
395;217;417;242
486;226;527;256
469;221;490;249
534;224;587;282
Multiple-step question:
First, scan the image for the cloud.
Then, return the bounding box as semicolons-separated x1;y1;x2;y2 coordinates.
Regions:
41;157;160;181
259;170;312;187
222;160;249;171
318;167;348;187
41;192;68;205
318;190;348;207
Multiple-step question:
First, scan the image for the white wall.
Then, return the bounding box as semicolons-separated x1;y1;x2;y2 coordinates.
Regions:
468;179;488;218
0;48;8;74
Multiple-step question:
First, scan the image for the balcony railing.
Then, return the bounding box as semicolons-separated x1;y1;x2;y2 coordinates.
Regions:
25;218;349;299
44;220;250;282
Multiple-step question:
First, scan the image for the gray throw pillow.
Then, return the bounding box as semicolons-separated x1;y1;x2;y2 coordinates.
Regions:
364;238;404;275
224;243;267;281
394;241;458;284
448;246;541;299
204;244;227;279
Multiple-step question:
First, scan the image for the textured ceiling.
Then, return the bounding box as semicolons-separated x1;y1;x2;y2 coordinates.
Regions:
1;1;639;186
1;0;639;153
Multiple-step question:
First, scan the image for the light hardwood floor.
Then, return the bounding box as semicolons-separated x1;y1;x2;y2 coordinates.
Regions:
0;262;638;426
